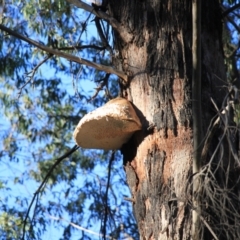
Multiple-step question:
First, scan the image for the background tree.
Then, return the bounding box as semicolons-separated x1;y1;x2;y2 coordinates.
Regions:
1;0;240;240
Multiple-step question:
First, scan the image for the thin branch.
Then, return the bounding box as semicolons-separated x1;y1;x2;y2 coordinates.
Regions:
88;73;111;101
48;215;116;240
21;145;79;240
101;151;115;240
232;10;240;19
0;24;128;83
58;44;106;51
201;113;219;163
200;215;219;240
226;15;240;33
224;42;239;59
200;84;230;163
222;3;240;18
66;0;133;43
94;17;112;54
123;197;135;203
71;61;84;100
18;54;53;98
76;10;92;45
211;97;240;164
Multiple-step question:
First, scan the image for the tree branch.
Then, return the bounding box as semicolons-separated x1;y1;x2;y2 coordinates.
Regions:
226;15;240;34
18;54;53;98
21;145;79;240
222;3;240;18
101;151;115;240
66;0;133;43
58;44;106;51
89;73;112;101
0;24;128;83
94;17;112;54
48;215;116;240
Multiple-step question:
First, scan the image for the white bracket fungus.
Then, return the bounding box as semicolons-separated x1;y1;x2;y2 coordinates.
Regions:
73;97;142;150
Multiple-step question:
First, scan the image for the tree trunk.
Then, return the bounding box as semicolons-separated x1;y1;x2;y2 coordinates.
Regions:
109;0;228;239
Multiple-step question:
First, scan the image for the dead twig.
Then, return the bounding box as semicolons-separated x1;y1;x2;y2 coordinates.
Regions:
48;215;116;240
66;0;133;43
193;89;240;239
101;151;115;240
88;73;112;101
18;54;53;98
58;44;106;51
199;215;219;240
222;3;240;18
21;145;79;240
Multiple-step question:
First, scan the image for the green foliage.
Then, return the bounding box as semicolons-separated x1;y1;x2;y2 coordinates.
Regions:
0;211;26;239
0;0;137;239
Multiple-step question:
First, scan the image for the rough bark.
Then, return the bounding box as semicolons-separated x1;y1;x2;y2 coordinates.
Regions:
108;0;227;239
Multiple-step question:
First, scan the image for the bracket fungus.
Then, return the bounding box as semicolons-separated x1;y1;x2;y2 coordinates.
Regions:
73;97;142;150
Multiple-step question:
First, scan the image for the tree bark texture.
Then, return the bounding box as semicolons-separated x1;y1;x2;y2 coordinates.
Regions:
108;0;227;239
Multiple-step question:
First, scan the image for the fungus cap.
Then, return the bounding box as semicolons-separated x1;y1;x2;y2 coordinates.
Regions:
73;97;142;150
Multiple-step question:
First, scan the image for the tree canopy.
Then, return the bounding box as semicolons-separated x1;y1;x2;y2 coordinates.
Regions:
0;1;137;239
0;0;240;239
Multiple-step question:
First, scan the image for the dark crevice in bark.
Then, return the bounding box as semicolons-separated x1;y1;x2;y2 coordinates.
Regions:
121;106;153;165
177;38;185;79
153;99;178;137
